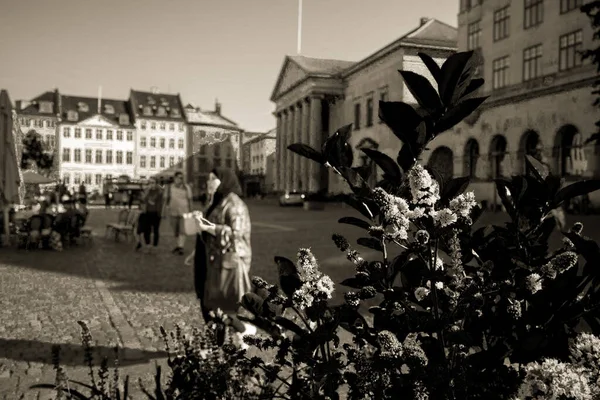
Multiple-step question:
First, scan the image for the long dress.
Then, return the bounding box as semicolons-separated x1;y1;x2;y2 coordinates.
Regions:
193;192;252;332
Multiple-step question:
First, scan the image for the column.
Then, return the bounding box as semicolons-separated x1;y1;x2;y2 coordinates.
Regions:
301;97;311;192
282;109;289;192
275;112;283;191
293;101;303;191
308;95;323;193
285;106;294;191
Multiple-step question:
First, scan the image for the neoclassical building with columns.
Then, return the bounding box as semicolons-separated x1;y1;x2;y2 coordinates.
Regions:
271;18;458;194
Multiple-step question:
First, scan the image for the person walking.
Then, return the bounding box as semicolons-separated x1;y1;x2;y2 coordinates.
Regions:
137;178;163;252
162;171;192;255
193;167;256;348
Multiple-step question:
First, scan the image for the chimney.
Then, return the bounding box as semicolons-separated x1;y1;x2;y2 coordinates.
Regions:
420;17;430;26
215;98;221;115
15;100;22;111
151;86;160;94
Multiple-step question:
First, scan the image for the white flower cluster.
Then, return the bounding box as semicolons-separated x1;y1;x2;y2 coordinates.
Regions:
570;333;600;389
291;248;335;310
517;358;595;400
408;164;440;206
525;273;543;294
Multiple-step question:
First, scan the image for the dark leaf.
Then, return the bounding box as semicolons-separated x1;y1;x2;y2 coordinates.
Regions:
439;51;477;106
322;124;354;168
553;180;600;208
494;178;517;219
397;144;417;173
339;194;375;220
29;385;89;399
398;70;442;113
462;78;484;98
563;232;600;263
274;316;308;337
434;96;488;134
287;143;323;164
338;216;372;230
275;256;302;298
545;175;564;198
400;257;428;289
440;176;471;206
241;293;264;316
525;155;549;181
389;251;414;284
361;148;402;180
417;52;442;83
379;101;422;145
340;167;370;194
340;277;368;289
357;237;383;252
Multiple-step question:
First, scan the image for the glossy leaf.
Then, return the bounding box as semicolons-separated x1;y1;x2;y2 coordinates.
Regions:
357;237;383;252
434;96;488;134
340;277;369;289
275;256;302;298
241;293;264;316
418;52;442;83
274;316;308;337
462;78;484;98
361;148;402;180
378;101;422;145
322;124;354;168
338;216;372;230
397;144;417;173
439;51;476;106
398;70;443;113
440;176;471;206
494;179;517;220
553;180;600;208
287;143;323;164
525;155;549;181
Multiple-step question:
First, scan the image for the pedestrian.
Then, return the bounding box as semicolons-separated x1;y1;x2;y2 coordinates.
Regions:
162;171;193;255
192;167;256;348
137;178;163;252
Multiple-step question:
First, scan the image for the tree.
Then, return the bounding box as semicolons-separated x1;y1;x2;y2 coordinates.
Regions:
582;1;600;144
20;130;55;177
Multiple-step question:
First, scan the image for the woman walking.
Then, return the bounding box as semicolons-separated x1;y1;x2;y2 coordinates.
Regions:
136;178;163;252
163;171;193;255
193;167;256;347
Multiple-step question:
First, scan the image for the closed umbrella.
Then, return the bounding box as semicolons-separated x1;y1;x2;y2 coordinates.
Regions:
22;170;55;185
1;90;21;245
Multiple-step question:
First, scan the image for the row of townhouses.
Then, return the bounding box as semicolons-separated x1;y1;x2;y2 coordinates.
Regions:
271;2;597;206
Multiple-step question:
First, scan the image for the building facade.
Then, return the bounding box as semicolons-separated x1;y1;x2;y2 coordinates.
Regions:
15;90;61;178
129;90;187;180
240;129;276;195
58;95;136;193
184;101;244;197
271;18;458;194
425;0;598;206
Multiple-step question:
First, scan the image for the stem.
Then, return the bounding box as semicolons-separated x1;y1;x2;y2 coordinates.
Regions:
429;240;447;358
292;307;314;333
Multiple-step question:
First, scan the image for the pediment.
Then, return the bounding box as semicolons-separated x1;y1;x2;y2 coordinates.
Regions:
80;114;118;127
270;58;309;101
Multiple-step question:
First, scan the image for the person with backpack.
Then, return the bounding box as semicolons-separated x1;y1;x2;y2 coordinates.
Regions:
162;171;193;255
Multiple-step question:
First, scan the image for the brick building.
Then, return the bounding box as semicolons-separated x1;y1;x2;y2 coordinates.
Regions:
271;18;457;194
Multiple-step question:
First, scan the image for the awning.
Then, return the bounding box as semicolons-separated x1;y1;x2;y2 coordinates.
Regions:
22;170;55;185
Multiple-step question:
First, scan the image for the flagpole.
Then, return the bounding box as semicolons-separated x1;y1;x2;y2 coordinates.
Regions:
297;0;302;54
97;85;102;113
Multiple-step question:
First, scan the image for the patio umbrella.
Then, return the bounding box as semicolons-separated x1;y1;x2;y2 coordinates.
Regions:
22;170;55;185
0;90;21;245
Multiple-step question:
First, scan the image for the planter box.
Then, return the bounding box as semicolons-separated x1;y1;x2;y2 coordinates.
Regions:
303;201;326;211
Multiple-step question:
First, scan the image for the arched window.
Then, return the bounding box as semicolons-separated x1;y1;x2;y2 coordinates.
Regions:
489;135;507;179
464;139;480;178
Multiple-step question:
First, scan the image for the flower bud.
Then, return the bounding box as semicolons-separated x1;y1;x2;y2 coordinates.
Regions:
332;233;350;252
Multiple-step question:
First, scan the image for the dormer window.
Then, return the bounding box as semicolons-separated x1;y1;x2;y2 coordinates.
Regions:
160;98;168;106
142;106;152;116
156;106;167;117
104;104;115;114
170;109;181;118
67;110;79;121
119;113;130;125
77;102;89;112
147;96;155;105
39;101;53;113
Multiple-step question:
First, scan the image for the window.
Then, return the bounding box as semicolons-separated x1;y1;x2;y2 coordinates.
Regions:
215;145;221;157
67;111;78;121
140;155;146;168
524;0;544;29
150;137;156;147
117;130;123;140
179;123;185;132
151;122;156;130
63;127;71;138
85;129;92;139
126;151;133;164
160;138;165;148
199;145;206;155
493;6;510;41
62;148;70;162
366;97;374;127
74;173;81;184
169;156;175;167
106;130;113;140
178;138;184;149
492;56;510;89
127;131;133;141
160;156;165;168
199;130;206;138
143;106;152;116
226;158;233;168
169;123;175;131
84;173;92;184
95;150;103;164
523;44;543;81
467;20;481;50
379;90;388;123
74;149;82;162
140;137;147;147
116;151;123;164
63;174;70;185
95;174;102;185
150;156;156;168
85;149;92;163
104;104;114;114
141;121;147;130
178;156;183;164
47;135;55;148
159;122;166;130
560;0;582;13
106;150;113;163
559;30;583;71
354;103;361;130
169;138;175;149
96;129;103;140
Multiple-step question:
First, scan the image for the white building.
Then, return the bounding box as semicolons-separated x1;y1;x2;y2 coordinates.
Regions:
129;90;187;180
240;129;276;195
58;95;136;192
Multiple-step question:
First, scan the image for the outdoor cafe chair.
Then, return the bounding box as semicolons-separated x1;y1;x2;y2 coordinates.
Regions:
105;209;129;238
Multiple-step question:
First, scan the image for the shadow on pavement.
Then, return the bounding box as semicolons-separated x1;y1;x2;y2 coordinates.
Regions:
0;338;168;367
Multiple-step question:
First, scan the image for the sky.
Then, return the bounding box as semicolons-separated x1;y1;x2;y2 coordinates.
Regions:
0;0;457;133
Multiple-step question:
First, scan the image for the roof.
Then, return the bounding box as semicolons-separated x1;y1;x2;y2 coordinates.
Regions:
244;128;276;145
342;18;457;77
17;90;60;116
60;94;134;127
184;107;239;128
129;90;185;121
288;56;355;76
